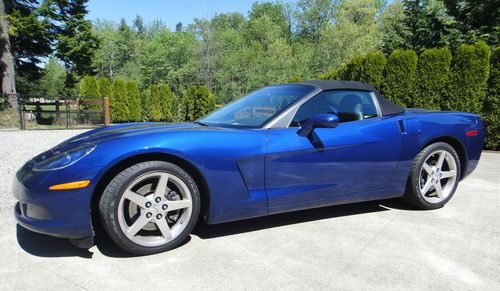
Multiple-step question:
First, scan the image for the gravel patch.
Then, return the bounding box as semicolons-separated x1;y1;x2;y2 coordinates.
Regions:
0;129;88;210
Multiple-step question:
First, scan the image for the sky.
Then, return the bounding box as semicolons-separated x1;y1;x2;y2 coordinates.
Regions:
86;0;266;29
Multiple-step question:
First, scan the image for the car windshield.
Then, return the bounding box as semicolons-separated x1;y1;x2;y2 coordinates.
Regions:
199;84;315;128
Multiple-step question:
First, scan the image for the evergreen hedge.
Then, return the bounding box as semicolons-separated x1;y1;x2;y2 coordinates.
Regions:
126;80;141;121
79;76;99;99
159;84;178;122
415;47;452;110
446;41;491;113
148;85;162;121
98;78;111;98
185;86;216;121
485;47;499;150
110;79;130;122
337;52;387;89
382;49;418;107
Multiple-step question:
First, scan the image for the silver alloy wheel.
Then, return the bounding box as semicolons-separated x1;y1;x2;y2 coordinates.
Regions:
117;171;193;247
419;149;458;203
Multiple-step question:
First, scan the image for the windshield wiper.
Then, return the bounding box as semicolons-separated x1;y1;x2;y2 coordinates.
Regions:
194;121;209;127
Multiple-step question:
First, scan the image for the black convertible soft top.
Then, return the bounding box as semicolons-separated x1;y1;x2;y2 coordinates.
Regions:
294;80;405;116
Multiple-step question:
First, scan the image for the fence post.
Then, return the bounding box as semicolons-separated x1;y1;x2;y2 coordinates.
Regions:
17;94;24;130
104;97;110;126
65;96;70;129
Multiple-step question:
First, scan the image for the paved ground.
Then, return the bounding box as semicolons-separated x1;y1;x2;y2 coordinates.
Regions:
0;130;499;290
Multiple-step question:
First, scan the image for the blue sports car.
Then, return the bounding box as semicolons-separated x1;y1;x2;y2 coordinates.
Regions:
13;80;484;255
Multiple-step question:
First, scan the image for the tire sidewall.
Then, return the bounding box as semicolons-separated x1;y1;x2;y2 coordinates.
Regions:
99;161;201;255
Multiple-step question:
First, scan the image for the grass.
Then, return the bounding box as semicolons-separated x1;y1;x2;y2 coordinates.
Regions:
0;108;19;128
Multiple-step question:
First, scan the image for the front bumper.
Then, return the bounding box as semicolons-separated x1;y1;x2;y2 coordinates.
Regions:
13;175;94;240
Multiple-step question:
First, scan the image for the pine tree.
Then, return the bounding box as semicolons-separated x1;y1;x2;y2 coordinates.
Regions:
126;80;141;121
382;49;418;107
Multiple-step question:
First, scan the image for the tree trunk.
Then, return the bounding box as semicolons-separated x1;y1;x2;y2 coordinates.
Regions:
1;0;17;108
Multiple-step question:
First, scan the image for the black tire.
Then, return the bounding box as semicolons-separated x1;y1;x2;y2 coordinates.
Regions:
99;161;201;255
403;142;461;210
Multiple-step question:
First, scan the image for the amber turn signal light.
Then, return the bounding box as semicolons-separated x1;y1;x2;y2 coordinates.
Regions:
49;180;91;191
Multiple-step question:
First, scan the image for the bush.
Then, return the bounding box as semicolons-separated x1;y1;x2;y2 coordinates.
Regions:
446;41;491;113
148;85;163;121
415;47;452;110
98;78;112;98
337;52;387;88
79;76;100;99
185;86;216;121
126;80;141;121
484;47;500;150
382;49;418;107
159;84;178;122
110;79;130;122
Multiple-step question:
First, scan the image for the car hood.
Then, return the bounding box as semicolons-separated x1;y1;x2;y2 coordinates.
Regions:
60;122;206;148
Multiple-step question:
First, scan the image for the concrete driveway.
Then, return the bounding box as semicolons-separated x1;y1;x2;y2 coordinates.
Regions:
0;130;499;290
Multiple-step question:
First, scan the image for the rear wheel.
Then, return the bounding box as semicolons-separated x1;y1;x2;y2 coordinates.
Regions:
404;142;461;209
99;161;200;255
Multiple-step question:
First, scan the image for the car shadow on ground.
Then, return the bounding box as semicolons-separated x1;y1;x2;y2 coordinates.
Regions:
16;198;415;258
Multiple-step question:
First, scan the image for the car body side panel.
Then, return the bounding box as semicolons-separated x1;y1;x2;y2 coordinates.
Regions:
265;116;403;210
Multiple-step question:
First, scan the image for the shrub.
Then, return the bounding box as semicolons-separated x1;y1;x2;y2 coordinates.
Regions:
484;47;500;150
159;84;179;122
185;86;216;121
148;85;163;121
110;79;130;122
98;78;112;98
446;41;491;113
338;52;387;88
382;49;418;107
126;80;141;121
79;76;100;99
415;47;452;110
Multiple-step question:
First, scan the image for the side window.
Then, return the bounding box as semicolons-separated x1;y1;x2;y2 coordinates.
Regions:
290;90;378;127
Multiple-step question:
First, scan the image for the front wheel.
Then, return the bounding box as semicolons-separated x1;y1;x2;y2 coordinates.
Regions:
403;142;461;209
99;161;201;255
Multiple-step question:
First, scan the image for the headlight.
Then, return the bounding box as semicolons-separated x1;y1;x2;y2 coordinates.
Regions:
33;144;96;171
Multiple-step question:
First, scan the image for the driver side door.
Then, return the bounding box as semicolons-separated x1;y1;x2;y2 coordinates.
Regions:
265;90;402;210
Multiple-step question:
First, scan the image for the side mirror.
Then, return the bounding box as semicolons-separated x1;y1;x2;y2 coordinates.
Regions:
297;114;339;137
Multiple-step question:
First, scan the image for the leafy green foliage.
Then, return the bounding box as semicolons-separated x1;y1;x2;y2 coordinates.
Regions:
110;79;130;122
126;80;141;121
338;51;387;88
79;76;100;99
446;41;491;113
97;78;111;98
185;86;215;121
38;58;67;96
484;47;500;150
158;84;178;122
147;85;162;121
382;49;418;107
415;47;452;109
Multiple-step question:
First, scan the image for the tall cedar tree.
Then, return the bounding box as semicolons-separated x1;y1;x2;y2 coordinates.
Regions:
337;52;387;89
148;85;162;121
484;47;500;150
126;80;141;121
416;47;452;110
446;41;490;113
110;79;129;122
97;77;111;98
79;76;99;99
382;49;418;107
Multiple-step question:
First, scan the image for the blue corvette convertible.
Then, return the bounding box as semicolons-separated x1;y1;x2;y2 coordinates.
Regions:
13;80;483;255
